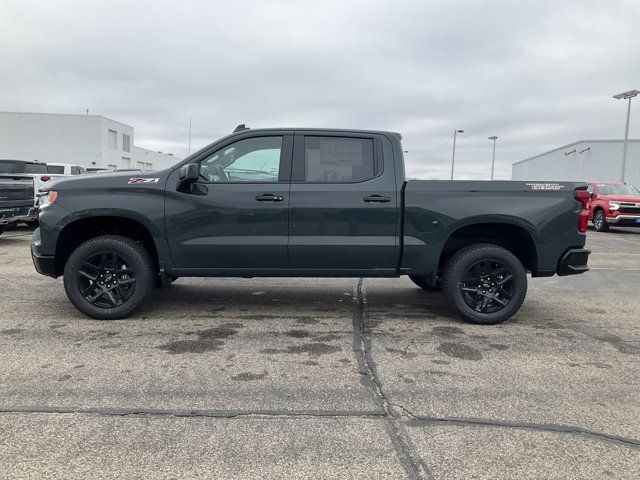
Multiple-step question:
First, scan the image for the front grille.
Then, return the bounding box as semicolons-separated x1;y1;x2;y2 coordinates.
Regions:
618;206;640;214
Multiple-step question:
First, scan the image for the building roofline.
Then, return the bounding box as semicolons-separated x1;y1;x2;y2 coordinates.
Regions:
513;139;640;166
0;110;132;129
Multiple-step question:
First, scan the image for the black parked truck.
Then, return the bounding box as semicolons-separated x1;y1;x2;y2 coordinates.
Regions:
31;127;590;324
0;174;37;234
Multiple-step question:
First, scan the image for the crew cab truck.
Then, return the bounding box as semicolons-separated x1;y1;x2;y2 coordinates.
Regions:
31;127;590;324
587;182;640;232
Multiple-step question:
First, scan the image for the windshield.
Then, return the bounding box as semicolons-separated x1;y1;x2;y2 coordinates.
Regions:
597;184;640;196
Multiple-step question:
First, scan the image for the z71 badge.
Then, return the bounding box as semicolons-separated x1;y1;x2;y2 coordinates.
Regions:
526;183;565;191
128;178;160;184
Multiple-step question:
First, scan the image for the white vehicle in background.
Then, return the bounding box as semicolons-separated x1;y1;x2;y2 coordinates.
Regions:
46;163;87;175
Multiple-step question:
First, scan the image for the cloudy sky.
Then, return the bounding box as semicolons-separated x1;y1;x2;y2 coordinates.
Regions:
1;0;639;179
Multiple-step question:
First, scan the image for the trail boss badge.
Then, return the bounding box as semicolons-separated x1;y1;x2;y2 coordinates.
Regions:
526;183;565;191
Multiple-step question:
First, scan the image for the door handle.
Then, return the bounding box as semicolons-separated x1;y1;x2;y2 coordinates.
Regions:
363;195;391;203
255;194;284;202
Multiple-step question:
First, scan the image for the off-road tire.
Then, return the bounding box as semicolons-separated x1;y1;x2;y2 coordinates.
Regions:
63;235;155;320
442;243;527;325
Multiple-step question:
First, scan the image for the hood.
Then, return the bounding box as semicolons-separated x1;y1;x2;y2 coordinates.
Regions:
600;194;640;203
44;171;164;191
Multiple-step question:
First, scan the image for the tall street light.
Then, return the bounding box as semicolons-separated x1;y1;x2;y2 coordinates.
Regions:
613;90;639;182
488;136;498;180
450;129;464;180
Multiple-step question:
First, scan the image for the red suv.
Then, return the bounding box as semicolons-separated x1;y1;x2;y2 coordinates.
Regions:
587;182;640;231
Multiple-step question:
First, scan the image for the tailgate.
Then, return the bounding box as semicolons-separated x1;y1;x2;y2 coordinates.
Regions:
0;175;35;208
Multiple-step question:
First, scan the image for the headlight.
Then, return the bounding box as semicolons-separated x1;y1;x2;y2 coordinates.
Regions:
608;201;620;211
38;191;58;209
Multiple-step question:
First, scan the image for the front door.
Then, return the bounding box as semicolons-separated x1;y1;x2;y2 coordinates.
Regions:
288;132;399;272
165;133;293;272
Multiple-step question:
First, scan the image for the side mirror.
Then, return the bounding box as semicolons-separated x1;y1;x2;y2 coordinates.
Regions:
589;192;595;200
179;163;199;181
177;163;199;193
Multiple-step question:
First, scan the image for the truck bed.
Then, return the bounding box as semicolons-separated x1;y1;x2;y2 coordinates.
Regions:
401;180;586;278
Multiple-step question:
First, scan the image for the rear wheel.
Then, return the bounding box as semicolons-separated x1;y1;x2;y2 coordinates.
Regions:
409;275;441;292
593;209;609;232
63;235;155;320
443;244;527;325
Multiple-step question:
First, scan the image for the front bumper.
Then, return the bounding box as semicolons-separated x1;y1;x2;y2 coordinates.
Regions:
31;243;57;278
557;248;590;276
606;214;640;226
0;206;37;225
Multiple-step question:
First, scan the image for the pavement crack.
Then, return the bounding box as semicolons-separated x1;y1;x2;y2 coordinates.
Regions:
407;415;640;450
0;406;384;420
352;278;429;480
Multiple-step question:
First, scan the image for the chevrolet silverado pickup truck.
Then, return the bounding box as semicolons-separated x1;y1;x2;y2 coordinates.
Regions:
0;175;37;234
31;127;591;324
587;181;640;231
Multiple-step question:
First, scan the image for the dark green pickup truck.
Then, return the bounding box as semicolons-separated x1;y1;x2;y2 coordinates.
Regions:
31;127;590;324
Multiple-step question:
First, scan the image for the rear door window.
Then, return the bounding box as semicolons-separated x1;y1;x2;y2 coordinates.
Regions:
304;137;376;183
48;165;65;174
23;163;48;174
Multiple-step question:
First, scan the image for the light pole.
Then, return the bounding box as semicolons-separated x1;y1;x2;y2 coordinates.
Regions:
488;136;498;180
450;129;464;180
613;90;639;182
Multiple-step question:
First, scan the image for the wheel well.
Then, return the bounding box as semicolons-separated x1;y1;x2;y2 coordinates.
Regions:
55;217;159;277
438;223;537;274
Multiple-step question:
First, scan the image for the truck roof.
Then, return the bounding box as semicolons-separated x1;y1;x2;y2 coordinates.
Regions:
228;126;402;140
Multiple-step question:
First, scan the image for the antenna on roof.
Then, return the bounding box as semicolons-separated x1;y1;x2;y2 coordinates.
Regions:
233;124;249;133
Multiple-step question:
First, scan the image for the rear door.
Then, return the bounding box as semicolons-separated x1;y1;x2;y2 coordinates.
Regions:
288;132;399;272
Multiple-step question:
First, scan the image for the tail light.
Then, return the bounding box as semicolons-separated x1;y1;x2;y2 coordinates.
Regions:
40;175;51;182
574;188;590;233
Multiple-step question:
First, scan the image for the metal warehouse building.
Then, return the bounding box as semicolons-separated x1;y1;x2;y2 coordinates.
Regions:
512;139;640;186
0;111;180;171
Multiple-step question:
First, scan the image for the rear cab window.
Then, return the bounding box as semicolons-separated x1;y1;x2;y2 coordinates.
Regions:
300;136;379;183
24;163;48;174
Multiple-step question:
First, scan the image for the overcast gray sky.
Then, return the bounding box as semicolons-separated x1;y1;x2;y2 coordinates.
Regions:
1;0;639;179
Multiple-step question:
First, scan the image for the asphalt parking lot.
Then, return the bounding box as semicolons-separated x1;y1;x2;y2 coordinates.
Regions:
0;227;639;479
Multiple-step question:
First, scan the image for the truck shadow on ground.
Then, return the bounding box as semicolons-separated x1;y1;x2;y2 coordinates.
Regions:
139;281;461;324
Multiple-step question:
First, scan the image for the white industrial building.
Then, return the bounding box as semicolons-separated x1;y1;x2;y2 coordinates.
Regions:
512;139;640;186
0;111;180;171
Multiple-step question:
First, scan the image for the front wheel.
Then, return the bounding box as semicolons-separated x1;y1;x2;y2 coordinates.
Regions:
593;210;609;232
63;235;155;319
442;244;527;325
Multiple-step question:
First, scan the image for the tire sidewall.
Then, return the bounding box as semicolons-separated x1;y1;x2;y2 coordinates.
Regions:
63;236;154;320
445;246;527;325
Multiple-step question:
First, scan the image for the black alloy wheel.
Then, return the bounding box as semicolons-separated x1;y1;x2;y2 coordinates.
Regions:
63;235;155;319
459;259;514;314
77;252;137;308
443;243;527;325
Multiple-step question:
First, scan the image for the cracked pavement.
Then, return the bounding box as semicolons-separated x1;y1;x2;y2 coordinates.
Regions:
0;227;639;479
